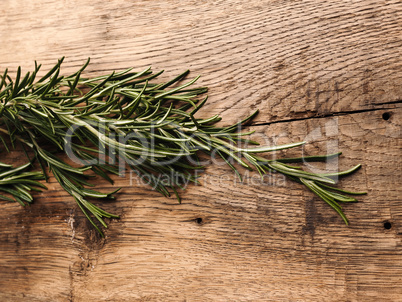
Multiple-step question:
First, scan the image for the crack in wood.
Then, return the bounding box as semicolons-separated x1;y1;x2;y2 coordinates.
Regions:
371;99;402;106
253;106;397;126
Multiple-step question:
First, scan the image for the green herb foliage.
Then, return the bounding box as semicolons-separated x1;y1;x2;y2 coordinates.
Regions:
0;58;366;236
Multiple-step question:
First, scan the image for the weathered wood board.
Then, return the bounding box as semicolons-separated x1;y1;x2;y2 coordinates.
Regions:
0;0;401;301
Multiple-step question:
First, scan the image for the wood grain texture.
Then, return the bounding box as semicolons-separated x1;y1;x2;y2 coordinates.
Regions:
0;0;401;301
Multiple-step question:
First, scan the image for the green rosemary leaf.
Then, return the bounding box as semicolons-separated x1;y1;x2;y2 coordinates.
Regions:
95;67;151;97
325;191;357;203
0;68;8;91
14;184;34;202
154;75;200;100
81;188;115;198
16;71;32;96
0;136;10;153
66;57;90;80
272;152;343;163
75;72;115;103
67;71;82;96
0;193;18;203
11;66;21;99
37;57;64;83
38;149;88;174
158;70;190;91
216;150;242;181
0;178;46;187
0;186;32;202
0;162;13;168
123;80;148;119
212;143;251;169
0;162;31;178
268;161;336;184
300;178;349;225
156;103;174;124
321;164;362;177
239;141;306;153
90;165;115;184
189;96;208;117
75;199;105;236
38;67;62;97
316;182;367;195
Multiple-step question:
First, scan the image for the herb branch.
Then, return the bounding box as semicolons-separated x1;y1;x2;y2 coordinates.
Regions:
0;58;366;236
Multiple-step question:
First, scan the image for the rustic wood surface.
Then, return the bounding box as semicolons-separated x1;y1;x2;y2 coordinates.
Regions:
0;0;401;301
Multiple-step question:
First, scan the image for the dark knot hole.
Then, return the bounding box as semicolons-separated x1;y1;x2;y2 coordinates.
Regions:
383;221;392;230
382;112;391;120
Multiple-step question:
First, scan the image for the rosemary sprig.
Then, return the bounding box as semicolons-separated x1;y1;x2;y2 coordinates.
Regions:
0;58;366;235
0;161;47;206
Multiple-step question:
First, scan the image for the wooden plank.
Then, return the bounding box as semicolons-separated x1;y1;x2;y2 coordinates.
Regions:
0;0;401;124
0;0;401;301
1;109;400;301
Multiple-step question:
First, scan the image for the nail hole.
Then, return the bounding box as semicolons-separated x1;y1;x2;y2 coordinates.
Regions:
195;217;203;224
382;112;391;120
383;221;392;230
